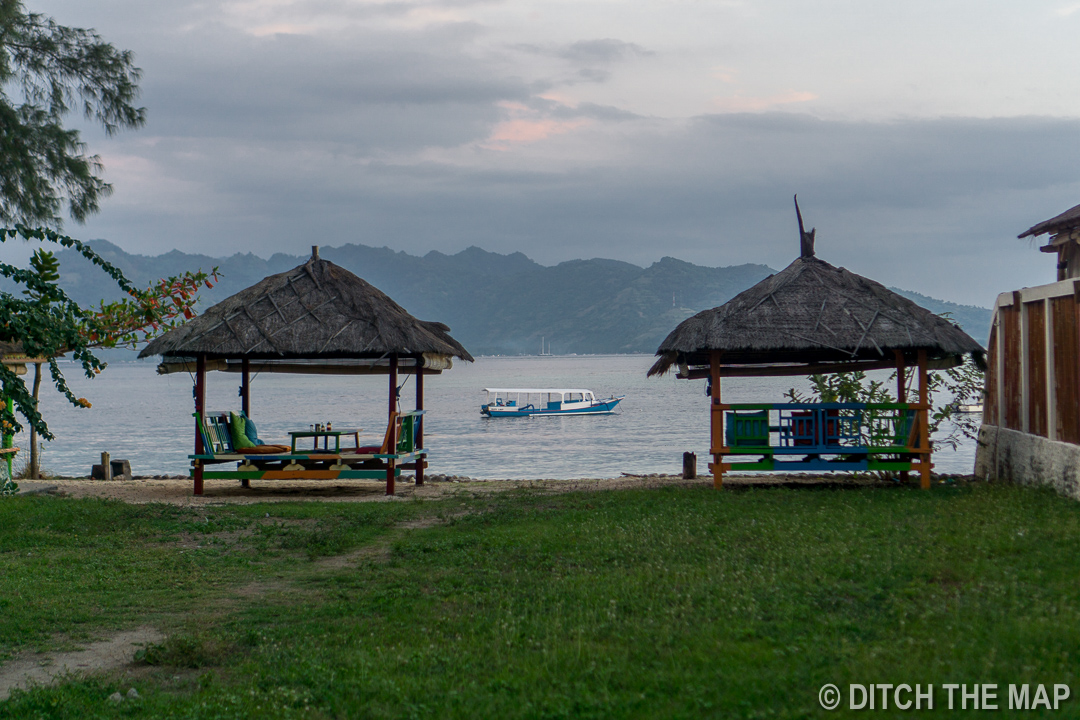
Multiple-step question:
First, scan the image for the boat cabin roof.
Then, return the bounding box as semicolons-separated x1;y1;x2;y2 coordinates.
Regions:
484;388;594;395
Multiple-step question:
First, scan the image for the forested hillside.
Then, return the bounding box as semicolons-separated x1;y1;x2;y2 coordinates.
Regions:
48;241;990;356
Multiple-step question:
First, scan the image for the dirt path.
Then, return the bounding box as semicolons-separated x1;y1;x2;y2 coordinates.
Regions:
0;513;455;698
0;627;163;701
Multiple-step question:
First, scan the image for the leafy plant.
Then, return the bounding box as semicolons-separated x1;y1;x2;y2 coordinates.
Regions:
136;635;231;669
784;371;899;451
784;356;985;464
25;248;59;292
0;224;218;442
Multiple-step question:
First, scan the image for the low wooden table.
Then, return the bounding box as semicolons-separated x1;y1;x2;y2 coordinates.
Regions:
288;428;361;453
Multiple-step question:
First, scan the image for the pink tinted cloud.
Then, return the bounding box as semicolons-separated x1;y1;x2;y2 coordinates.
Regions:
712;91;817;112
249;23;317;36
482;101;590;150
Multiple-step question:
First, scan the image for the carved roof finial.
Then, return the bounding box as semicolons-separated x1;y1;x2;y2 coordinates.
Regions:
794;195;816;258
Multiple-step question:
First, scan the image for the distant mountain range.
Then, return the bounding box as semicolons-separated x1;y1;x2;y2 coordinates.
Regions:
45;241;992;356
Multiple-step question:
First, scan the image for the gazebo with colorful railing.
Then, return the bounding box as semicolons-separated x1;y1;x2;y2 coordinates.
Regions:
139;246;473;497
648;199;984;489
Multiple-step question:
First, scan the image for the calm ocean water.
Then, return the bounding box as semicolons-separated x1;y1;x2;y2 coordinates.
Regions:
16;355;977;479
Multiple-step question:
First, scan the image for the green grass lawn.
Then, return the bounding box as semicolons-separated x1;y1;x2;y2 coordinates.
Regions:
1;482;1078;718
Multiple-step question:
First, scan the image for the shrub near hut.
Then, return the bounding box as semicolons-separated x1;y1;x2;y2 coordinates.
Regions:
785;357;984;476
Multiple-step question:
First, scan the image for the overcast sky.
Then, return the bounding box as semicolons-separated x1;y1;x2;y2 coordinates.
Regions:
19;0;1080;306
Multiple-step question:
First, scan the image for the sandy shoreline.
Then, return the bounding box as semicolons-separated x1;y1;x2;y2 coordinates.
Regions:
18;472;950;506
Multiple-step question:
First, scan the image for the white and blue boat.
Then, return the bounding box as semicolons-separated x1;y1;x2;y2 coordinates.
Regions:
481;388;624;417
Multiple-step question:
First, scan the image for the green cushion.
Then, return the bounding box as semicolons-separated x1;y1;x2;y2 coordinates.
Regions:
230;411;256;450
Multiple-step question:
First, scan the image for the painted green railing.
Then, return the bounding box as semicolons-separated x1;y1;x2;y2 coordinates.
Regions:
720;402;921;472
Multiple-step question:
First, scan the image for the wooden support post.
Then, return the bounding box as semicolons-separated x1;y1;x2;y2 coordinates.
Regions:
895;350;910;484
415;355;424;486
101;451;112;482
194;354;206;496
386;354;398;496
241;358;251;416
710;350;723;489
682;452;697;479
895;350;907;403
918;348;931;490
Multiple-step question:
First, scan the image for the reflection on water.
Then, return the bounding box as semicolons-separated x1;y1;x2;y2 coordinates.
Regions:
18;355;977;479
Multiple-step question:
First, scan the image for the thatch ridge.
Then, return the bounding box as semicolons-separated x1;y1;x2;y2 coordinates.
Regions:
1019;202;1080;239
139;255;473;362
649;255;982;376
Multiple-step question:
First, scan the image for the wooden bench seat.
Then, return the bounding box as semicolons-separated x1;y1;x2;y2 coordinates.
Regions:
716;403;925;473
192;410;425;482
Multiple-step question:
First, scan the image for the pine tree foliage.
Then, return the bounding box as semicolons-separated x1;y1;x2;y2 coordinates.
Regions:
0;0;145;226
0;6;215;463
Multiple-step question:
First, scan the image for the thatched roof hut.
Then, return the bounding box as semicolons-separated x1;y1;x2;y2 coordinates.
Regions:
650;198;984;491
140;247;472;497
649;254;983;377
139;248;472;370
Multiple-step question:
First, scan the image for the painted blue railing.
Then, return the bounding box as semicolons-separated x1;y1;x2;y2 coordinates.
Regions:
718;402;922;472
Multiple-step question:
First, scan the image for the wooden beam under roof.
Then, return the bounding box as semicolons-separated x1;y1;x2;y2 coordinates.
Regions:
675;354;962;379
156;354;451;376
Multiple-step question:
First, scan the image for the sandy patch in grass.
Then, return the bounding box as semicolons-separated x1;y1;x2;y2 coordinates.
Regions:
42;475;689;506
0;627;163;700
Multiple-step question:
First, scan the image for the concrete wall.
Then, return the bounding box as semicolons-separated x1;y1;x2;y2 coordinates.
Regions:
976;424;1080;500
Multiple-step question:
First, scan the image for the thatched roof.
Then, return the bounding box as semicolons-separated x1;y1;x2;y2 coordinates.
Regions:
649;254;983;376
0;341;48;365
1019;202;1080;239
139;249;473;363
0;341;24;357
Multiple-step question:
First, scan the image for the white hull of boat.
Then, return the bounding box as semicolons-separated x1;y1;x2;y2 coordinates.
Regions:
481;388;624;417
